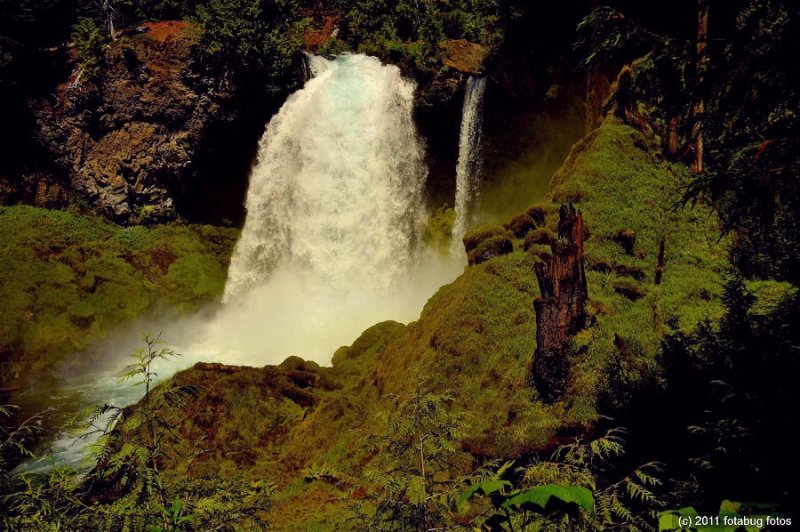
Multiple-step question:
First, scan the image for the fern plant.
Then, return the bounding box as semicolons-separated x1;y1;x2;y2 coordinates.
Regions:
460;428;666;531
83;333;198;529
526;428;665;531
351;379;468;530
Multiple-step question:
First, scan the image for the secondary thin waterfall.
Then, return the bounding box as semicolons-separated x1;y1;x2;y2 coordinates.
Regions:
196;54;459;364
452;76;487;248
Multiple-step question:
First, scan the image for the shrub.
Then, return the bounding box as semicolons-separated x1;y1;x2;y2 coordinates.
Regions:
197;0;304;98
72;18;106;83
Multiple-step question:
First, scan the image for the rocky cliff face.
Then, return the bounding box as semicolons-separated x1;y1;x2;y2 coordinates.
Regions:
31;22;261;225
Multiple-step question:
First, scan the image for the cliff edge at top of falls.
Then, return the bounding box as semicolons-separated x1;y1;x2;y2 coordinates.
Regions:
103;118;733;528
6;21;290;226
8;16;486;227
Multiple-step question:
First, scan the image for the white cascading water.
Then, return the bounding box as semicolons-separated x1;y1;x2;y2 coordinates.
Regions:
452;76;487;249
191;54;461;365
16;54;467;473
223;54;425;303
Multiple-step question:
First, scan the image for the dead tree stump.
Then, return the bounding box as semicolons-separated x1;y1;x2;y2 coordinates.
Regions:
532;205;589;402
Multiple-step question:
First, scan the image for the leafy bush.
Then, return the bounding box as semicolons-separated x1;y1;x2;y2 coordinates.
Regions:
72;17;106;83
197;0;304;98
352;381;467;530
460;429;664;530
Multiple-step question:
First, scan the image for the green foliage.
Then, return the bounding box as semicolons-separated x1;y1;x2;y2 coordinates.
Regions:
458;477;512;505
352;380;467;530
502;485;595;514
2;465;89;530
316;37;350;58
197;0;304;97
0;206;238;385
147;498;196;532
0;405;45;503
658;278;800;509
89;334;194;522
687;1;800;283
340;0;503;70
422;205;455;254
72;17;106;83
459;429;663;530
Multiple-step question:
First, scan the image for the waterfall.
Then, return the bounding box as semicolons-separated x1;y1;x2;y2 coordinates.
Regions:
14;55;467;473
224;54;426;302
452;76;487;248
198;54;458;364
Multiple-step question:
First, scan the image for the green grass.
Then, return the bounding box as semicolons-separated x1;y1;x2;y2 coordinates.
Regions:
0;206;238;385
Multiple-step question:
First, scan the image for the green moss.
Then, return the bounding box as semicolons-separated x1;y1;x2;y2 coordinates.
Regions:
524;227;556;249
462;224;509;252
468;234;514;265
109;119;730;528
0;206;238;384
422;205;455;253
505;213;537;238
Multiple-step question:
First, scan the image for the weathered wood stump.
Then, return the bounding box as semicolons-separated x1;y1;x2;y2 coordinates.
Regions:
532;204;588;402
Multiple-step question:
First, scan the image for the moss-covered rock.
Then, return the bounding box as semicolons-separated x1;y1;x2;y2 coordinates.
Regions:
468;234;514;265
0;205;238;387
524;227;557;249
506;213;537;238
462;224;509;253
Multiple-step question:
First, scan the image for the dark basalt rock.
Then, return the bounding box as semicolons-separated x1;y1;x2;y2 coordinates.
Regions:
532;204;588;403
32;22;283;225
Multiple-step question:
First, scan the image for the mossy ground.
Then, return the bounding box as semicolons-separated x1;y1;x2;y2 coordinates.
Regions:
108;119;730;529
0;206;238;386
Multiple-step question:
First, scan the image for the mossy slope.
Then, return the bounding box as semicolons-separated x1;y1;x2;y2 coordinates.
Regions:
115;119;729;528
0;206;238;386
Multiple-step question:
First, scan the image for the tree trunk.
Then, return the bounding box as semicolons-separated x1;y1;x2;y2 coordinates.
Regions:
692;0;710;173
532;205;588;403
667;116;680;156
585;0;611;133
586;66;611;133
